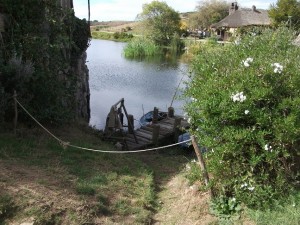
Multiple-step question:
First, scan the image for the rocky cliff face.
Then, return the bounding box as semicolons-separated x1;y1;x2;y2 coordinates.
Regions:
74;52;90;121
0;1;90;124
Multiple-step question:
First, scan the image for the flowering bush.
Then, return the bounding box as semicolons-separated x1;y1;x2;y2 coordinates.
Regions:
184;27;300;208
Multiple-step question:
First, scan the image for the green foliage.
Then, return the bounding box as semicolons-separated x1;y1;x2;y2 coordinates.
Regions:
247;191;300;225
0;194;15;221
189;0;228;29
269;0;300;30
92;31;114;40
91;31;133;42
170;33;185;52
138;1;181;46
210;195;242;219
0;0;90;124
184;160;204;185
123;36;161;57
113;32;134;41
184;27;300;208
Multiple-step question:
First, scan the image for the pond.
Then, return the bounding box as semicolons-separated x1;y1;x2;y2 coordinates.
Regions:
87;39;189;129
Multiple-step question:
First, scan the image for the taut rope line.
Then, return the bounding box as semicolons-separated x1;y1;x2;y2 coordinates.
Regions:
15;99;191;154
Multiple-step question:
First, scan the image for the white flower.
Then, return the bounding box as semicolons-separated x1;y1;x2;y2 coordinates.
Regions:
241;182;248;188
271;63;283;74
231;92;247;103
244;110;250;115
248;186;255;191
264;144;273;152
191;159;197;163
243;61;250;67
242;57;253;67
247;57;253;63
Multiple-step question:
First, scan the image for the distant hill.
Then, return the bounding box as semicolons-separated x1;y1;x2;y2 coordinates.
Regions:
90;21;142;33
90;11;196;33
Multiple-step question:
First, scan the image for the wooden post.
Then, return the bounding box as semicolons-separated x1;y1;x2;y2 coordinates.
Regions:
173;117;182;142
153;107;158;124
191;135;213;197
128;114;134;134
168;106;174;118
121;99;138;143
152;124;160;145
13;90;18;135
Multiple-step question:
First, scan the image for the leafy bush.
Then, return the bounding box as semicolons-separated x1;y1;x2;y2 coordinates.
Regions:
184;27;300;208
113;32;133;41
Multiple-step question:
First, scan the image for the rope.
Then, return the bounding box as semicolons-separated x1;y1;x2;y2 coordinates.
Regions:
68;139;191;154
15;99;64;144
15;98;191;154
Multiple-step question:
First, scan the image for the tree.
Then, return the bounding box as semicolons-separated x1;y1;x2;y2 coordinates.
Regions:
189;0;228;29
269;0;300;30
137;1;181;46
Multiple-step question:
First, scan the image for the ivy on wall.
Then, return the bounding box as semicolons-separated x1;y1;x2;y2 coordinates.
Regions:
0;0;90;124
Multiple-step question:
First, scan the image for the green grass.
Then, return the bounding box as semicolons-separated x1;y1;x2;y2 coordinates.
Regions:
246;191;300;225
91;31;134;42
0;194;15;223
0;125;161;224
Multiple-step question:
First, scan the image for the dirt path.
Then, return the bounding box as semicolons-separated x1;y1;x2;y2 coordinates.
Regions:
152;173;217;225
139;153;217;225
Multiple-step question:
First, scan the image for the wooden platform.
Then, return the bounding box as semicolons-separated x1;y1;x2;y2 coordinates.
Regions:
125;117;190;150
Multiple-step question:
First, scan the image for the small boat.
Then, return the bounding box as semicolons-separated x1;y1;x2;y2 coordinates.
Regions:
139;111;167;126
178;132;192;148
178;132;207;153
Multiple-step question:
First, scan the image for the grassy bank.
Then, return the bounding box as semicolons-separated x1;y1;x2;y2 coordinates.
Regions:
0;124;299;224
0;125;155;224
0;125;189;224
91;31;134;42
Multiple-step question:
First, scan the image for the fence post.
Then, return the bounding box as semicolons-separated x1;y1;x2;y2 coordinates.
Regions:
13;90;18;135
152;124;160;145
173;117;182;142
153;107;158;124
168;106;174;118
128;114;134;134
191;135;214;198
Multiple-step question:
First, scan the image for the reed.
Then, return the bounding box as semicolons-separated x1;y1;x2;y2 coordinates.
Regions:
123;37;161;57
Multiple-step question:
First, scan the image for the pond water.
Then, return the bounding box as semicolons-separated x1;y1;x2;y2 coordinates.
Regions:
87;39;189;129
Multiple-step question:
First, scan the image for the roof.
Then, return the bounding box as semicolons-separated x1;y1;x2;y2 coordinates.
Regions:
211;7;271;28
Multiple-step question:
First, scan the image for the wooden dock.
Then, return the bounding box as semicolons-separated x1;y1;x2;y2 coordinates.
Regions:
104;98;189;150
125;116;189;150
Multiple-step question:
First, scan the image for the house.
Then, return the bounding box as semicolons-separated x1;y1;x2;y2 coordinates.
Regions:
211;2;271;41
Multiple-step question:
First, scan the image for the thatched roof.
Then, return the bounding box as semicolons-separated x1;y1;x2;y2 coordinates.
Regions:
211;7;271;29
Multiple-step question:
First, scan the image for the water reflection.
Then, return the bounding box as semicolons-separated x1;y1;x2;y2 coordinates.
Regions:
87;39;188;129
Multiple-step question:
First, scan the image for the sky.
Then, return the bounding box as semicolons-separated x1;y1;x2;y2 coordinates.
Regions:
73;0;277;21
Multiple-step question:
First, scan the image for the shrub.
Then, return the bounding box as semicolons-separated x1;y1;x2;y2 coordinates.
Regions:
184;27;300;208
